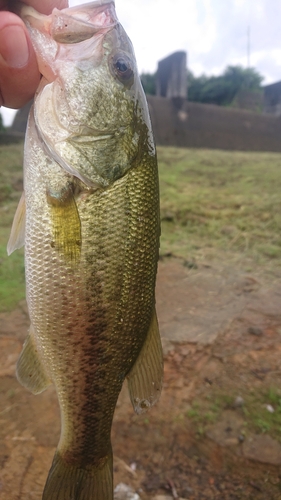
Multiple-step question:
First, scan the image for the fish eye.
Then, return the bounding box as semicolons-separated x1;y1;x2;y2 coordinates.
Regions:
112;53;134;85
116;59;129;73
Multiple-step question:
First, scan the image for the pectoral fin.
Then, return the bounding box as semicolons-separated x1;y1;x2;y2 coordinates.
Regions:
47;184;81;265
7;191;26;255
16;325;51;394
127;307;163;414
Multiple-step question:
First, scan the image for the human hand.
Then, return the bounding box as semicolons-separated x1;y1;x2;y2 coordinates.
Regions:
0;0;68;109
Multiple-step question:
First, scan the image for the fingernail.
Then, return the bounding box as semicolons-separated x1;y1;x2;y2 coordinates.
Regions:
0;25;29;68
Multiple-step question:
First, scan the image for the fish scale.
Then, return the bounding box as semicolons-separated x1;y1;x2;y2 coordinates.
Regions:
8;1;163;499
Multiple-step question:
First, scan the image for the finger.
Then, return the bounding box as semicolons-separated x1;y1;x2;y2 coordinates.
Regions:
0;11;40;108
0;1;68;15
24;0;68;15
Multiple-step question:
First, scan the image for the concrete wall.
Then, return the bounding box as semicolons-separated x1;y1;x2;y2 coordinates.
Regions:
264;81;281;116
11;100;33;134
2;95;281;153
156;51;187;99
147;96;281;152
231;89;263;114
0;131;24;145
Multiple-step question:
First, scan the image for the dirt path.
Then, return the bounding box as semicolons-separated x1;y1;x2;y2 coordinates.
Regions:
1;258;281;499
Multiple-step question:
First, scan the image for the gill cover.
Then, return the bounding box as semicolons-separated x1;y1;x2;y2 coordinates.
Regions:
19;1;152;188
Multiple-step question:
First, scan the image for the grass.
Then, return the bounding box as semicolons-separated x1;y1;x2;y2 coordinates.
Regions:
244;387;281;438
186;395;232;436
0;143;25;311
1;143;281;310
186;387;281;442
158;146;281;270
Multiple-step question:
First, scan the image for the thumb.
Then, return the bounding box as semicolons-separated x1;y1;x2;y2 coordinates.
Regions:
0;11;40;108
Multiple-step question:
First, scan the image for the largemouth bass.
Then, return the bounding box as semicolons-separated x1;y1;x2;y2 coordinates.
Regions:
8;1;163;499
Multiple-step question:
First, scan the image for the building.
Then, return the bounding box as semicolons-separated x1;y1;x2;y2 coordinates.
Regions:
263;81;281;116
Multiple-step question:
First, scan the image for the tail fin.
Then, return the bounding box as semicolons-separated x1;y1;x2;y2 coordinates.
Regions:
42;450;113;500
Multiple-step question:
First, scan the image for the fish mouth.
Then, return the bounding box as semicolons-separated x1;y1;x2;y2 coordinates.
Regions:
19;0;117;44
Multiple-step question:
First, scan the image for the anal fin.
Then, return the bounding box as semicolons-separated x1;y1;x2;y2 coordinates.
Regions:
127;306;163;414
16;325;51;394
7;191;26;255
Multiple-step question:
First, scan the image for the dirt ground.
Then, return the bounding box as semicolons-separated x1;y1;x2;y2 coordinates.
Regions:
1;257;281;500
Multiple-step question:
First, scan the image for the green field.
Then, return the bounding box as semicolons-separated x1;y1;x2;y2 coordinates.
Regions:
0;143;25;311
1;142;281;311
159;146;281;269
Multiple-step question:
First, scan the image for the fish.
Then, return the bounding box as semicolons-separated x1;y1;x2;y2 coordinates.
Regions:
7;1;163;499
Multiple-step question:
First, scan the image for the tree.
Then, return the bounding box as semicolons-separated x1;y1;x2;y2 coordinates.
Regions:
188;66;264;106
140;65;264;108
140;72;156;95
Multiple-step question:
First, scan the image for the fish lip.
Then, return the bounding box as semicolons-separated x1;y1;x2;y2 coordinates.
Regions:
67;0;116;8
19;0;117;41
51;2;117;44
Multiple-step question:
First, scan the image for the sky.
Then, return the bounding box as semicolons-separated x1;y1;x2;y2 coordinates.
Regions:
2;0;281;125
